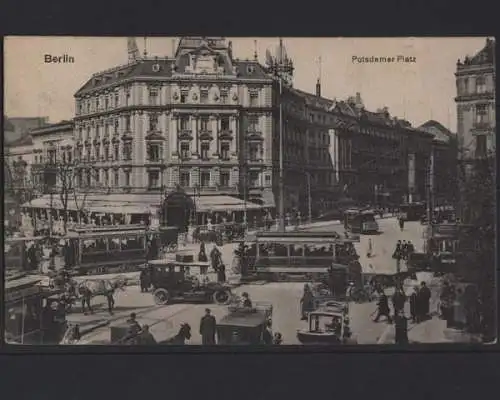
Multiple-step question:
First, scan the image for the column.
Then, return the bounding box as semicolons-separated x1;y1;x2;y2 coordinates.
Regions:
216;115;221;157
192;115;199;157
230;116;237;154
408;153;416;203
171;115;178;157
211;115;218;156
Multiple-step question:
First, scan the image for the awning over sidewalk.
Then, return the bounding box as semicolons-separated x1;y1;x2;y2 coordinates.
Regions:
22;194;159;214
194;196;262;212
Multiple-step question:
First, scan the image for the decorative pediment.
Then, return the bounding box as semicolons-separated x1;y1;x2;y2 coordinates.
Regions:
199;130;213;141
178;130;193;141
218;131;233;141
121;132;133;141
146;132;165;141
246;132;263;141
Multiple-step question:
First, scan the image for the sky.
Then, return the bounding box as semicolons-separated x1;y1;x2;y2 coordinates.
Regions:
4;36;490;132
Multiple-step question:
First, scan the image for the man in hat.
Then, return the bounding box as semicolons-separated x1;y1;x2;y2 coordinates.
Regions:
300;283;315;320
241;292;253;308
373;291;392;323
199;308;216;345
394;310;409;345
410;286;420;323
138;325;157;345
418;281;432;320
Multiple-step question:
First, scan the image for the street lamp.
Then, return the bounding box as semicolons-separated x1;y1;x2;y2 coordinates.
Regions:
268;40;294;232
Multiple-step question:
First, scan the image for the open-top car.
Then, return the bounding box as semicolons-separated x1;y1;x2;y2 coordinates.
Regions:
297;301;356;345
216;301;277;345
146;258;232;305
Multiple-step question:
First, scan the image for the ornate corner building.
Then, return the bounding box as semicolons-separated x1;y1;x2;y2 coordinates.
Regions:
455;38;496;161
73;37;277;221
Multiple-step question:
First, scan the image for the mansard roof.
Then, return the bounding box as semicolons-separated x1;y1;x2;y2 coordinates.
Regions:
469;38;495;65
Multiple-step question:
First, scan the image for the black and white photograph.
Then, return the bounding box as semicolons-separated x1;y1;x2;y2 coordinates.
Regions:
3;36;496;346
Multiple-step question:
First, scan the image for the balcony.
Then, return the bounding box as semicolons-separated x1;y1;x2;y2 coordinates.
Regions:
246;130;263;141
146;157;164;165
121;130;133;140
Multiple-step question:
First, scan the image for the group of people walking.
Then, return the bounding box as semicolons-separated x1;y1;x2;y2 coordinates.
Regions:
373;281;432;325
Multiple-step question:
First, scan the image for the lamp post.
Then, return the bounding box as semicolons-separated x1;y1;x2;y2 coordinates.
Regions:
268;46;293;233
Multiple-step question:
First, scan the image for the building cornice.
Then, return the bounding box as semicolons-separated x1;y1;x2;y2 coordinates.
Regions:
75;76;273;97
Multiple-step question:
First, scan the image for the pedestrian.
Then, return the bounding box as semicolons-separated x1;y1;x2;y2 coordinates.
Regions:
402;240;408;260
398;216;405;231
394;310;409;345
217;262;226;283
199;308;216;345
198;242;208;274
139;268;150;293
241;292;253;308
410;286;420;323
81;287;93;315
210;245;221;272
300;284;315;320
393;240;402;261
418;281;431;320
138;325;157;345
439;281;455;326
373;291;392;323
392;287;407;318
262;320;273;344
367;239;373;258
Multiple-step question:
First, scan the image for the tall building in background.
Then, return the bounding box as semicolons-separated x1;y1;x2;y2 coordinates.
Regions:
455;38;496;160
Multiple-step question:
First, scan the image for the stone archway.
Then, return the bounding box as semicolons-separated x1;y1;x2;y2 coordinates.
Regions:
159;187;195;233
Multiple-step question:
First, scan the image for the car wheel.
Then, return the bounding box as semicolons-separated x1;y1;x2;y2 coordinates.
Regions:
153;288;170;305
213;289;231;305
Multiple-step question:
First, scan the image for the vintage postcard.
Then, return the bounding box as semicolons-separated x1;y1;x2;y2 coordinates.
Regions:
3;36;496;346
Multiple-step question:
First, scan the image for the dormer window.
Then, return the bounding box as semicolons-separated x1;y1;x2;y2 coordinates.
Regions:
96;97;100;111
180;91;188;104
152;63;160;73
247;65;255;74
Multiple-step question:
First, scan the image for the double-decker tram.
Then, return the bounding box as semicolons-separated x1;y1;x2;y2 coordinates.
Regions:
63;224;178;276
240;231;360;283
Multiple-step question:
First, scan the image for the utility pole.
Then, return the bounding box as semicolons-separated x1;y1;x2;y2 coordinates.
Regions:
307;171;312;223
425;149;434;250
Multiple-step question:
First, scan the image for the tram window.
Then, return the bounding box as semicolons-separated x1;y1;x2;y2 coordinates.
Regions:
109;237;121;251
258;243;268;255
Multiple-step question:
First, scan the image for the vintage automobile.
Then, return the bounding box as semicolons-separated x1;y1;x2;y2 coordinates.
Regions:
147;257;233;305
343;209;379;234
297;301;356;345
216;301;277;345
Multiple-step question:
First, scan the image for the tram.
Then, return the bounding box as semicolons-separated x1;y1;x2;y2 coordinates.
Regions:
4;235;46;272
63;224;178;275
239;231;359;282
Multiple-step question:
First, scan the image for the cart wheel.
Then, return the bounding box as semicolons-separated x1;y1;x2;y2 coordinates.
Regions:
213;289;231;305
153;288;170;305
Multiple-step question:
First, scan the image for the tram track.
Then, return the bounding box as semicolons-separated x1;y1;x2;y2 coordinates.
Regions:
77;303;192;343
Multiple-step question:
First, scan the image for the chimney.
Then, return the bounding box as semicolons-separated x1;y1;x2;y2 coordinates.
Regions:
316;78;321;97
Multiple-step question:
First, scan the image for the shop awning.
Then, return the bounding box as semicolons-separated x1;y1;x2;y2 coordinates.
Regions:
193;196;262;212
22;194;160;214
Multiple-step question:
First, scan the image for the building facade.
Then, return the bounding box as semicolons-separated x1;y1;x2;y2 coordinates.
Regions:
418;120;458;207
73;37;276;223
280;85;435;215
455;38;496;160
29;120;75;190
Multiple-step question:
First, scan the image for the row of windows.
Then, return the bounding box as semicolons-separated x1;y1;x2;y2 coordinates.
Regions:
458;76;492;95
77;90;130;115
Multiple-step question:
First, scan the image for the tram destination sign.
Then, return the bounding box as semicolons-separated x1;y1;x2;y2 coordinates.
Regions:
5;286;41;303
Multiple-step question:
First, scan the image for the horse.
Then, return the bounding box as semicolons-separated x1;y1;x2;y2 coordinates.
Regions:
159;323;192;345
70;277;127;315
